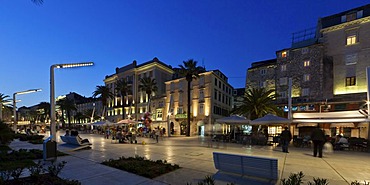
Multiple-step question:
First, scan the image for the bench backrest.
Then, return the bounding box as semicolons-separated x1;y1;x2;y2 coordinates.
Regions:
60;136;83;145
213;152;278;180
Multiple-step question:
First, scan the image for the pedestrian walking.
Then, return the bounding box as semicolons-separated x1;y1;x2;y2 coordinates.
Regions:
311;125;326;158
155;127;160;143
280;126;292;153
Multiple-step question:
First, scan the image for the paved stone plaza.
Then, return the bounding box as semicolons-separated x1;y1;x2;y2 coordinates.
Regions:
9;132;370;185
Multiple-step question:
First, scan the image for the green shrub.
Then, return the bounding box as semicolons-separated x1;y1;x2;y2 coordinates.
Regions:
47;160;67;177
0;121;14;145
308;177;329;185
281;171;304;185
102;155;180;179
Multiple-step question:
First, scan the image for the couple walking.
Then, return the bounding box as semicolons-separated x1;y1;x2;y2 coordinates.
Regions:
280;126;326;158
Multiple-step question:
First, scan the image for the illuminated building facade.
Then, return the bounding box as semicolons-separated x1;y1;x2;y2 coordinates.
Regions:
104;57;173;123
246;4;370;138
165;70;234;136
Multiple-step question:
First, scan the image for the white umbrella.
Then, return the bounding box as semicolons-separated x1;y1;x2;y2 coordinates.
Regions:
117;119;137;124
250;114;291;125
216;115;250;141
215;115;250;125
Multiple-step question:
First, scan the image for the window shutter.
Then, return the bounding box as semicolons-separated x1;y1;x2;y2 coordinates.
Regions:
341;15;346;23
357;10;363;19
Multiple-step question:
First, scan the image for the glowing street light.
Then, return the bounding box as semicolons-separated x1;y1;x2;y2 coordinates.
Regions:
50;62;94;141
13;89;42;131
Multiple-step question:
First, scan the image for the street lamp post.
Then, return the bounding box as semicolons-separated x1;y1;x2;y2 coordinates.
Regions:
13;89;42;131
50;62;94;141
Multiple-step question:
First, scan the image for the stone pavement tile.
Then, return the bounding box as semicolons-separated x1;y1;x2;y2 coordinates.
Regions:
78;172;160;185
154;168;215;185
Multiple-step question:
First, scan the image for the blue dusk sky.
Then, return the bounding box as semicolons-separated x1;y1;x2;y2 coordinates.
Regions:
0;0;368;107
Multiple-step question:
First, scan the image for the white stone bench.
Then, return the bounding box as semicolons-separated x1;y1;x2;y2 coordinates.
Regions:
213;152;278;185
60;135;91;151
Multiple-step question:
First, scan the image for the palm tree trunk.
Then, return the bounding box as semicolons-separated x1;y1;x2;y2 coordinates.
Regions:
187;80;191;137
67;111;71;129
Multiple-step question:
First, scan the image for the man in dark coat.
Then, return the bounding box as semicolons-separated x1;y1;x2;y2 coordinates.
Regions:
311;126;326;158
280;127;292;153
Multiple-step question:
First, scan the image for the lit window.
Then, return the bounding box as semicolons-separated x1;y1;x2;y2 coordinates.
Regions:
156;109;162;119
303;74;310;82
179;92;183;104
304;60;310;67
281;64;287;72
199;90;204;101
347;35;357;45
260;69;266;75
281;51;287;58
199;104;204;114
302;88;309;96
346;13;356;22
345;77;356;86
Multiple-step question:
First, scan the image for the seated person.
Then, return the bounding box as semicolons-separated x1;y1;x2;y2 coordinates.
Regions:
65;130;70;136
77;135;90;144
335;135;348;150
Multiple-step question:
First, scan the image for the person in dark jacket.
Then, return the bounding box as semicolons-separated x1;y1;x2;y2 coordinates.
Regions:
280;127;292;153
311;126;326;158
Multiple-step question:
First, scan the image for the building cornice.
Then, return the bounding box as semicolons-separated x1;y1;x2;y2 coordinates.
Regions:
321;16;370;33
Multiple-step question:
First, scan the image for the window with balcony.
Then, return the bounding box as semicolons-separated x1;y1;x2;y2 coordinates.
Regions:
179;92;183;105
346;35;357;45
156;109;163;119
345;76;356;86
199;104;204;115
177;107;183;114
199;76;205;86
199;90;204;102
304;60;310;67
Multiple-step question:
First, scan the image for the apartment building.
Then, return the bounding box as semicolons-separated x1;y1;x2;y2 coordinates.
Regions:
104;57;174;123
164;70;234;136
246;4;370;139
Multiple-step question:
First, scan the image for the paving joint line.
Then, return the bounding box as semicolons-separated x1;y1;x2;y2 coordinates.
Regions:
322;158;350;185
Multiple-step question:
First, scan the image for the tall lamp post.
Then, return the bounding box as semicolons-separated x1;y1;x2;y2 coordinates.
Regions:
50;62;94;141
13;89;42;131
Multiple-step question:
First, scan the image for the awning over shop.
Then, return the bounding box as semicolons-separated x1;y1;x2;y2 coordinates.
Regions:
297;123;318;127
330;123;355;128
216;115;250;125
293;110;370;123
357;122;368;127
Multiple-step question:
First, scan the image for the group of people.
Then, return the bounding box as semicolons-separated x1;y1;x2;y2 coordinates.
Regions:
279;126;343;158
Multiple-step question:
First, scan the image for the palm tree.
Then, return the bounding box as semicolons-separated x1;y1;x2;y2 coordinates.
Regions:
0;93;11;121
115;79;130;120
56;99;66;128
232;88;280;133
56;99;76;129
31;0;43;5
233;88;279;120
138;76;158;113
74;112;85;124
178;59;205;136
37;102;50;123
92;85;113;120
